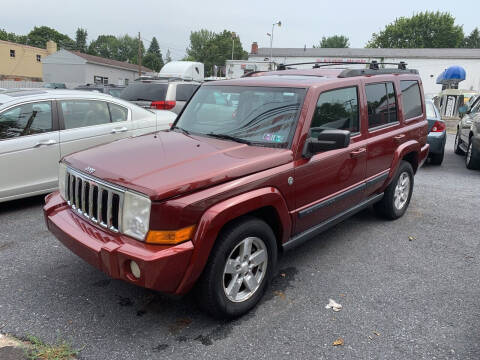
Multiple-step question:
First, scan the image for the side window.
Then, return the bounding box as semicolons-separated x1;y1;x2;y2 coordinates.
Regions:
309;86;359;138
366;82;398;128
0;101;52;140
400;80;422;120
108;103;128;122
60;100;110;129
470;99;480;114
175;84;194;101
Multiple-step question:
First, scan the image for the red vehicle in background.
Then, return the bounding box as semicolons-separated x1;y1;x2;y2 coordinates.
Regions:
44;62;429;318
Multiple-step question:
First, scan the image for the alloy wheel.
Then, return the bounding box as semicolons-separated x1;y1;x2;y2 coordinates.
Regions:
223;236;268;303
393;172;410;210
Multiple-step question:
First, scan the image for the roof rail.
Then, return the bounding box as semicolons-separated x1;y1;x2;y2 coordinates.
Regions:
276;61;417;77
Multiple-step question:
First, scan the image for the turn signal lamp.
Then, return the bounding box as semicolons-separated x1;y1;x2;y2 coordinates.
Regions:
146;225;195;245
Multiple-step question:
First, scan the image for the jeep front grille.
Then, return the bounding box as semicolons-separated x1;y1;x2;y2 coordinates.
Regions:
65;167;124;232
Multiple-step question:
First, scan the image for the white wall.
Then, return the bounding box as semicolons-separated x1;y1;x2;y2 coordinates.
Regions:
249;55;480;95
84;63;137;86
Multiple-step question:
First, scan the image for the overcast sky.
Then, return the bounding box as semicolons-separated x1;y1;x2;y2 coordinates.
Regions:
1;0;478;59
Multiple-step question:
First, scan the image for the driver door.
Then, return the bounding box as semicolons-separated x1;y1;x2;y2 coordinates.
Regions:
294;86;367;235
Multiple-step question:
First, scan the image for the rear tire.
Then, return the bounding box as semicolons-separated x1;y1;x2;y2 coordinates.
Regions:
429;148;444;165
465;140;480;170
374;161;414;220
454;129;464;155
196;217;277;319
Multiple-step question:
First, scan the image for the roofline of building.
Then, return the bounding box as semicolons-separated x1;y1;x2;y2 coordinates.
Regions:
0;39;49;52
67;50;153;73
250;47;480;60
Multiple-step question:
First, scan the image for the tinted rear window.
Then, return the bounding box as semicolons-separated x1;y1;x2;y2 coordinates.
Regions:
401;80;422;119
175;84;198;101
120;83;168;101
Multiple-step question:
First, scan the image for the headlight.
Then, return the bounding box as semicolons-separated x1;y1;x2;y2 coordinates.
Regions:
58;162;67;200
122;191;151;241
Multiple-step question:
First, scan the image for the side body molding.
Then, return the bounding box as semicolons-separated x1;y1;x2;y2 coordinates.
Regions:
175;187;291;295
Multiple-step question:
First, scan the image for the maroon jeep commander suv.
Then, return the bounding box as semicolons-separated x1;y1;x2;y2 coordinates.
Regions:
44;62;429;318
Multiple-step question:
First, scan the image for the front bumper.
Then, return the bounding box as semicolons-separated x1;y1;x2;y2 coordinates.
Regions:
427;131;446;155
44;192;194;294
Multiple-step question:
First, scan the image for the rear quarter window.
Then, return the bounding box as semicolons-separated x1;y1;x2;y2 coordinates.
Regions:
175;84;196;101
401;80;423;120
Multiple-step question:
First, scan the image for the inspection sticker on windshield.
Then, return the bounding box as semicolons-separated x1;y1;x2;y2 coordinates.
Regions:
263;134;284;143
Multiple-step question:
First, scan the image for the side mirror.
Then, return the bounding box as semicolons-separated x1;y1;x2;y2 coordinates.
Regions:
303;129;351;158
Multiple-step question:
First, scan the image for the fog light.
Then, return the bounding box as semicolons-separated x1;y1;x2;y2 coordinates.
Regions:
130;261;141;279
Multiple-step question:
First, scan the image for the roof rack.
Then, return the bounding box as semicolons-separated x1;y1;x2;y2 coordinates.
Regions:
276;61;418;77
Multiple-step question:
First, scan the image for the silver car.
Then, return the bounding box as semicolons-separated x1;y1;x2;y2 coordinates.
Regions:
0;89;176;202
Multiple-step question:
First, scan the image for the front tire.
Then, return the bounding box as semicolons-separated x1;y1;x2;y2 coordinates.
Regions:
466;140;480;170
454;129;464;155
196;217;277;319
374;161;414;220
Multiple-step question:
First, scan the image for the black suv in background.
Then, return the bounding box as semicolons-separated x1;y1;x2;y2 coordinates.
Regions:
74;84;125;98
119;78;200;114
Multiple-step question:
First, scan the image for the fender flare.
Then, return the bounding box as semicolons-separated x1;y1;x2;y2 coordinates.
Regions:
387;140;420;182
174;187;291;295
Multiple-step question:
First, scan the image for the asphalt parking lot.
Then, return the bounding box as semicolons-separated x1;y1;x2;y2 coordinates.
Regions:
1;135;479;360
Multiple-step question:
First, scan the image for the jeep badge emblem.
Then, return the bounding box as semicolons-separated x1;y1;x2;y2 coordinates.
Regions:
85;167;95;174
288;176;294;186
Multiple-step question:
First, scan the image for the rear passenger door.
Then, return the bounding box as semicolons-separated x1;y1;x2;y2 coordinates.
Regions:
58;99;133;158
294;86;367;235
364;81;402;196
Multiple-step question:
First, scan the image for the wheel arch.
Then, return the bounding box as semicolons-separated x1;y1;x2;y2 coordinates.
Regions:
174;187;291;295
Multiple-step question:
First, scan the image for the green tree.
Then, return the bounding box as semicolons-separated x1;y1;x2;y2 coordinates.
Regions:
186;29;248;76
75;28;88;52
88;35;120;59
143;37;164;72
0;29;27;44
366;11;464;48
464;28;480;48
165;49;172;63
316;35;349;48
26;26;75;49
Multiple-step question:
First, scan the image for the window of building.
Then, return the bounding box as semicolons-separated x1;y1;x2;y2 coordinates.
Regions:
0;102;53;139
93;76;108;85
365;82;398;128
309;86;359;139
36;54;41;62
124;79;129;86
10;49;15;58
60;100;111;129
400;80;423;120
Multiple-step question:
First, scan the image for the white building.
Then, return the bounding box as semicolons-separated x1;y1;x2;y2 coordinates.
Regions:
245;45;480;94
42;49;154;88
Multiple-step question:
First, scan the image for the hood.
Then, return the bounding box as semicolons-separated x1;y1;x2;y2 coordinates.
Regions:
64;131;293;201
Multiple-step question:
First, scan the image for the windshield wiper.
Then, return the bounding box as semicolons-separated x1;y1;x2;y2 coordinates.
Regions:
207;133;251;145
171;125;190;135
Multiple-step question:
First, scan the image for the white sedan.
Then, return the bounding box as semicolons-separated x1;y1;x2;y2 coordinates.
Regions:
0;89;176;203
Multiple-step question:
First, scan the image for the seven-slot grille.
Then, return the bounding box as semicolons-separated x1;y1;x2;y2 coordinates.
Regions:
65;167;124;232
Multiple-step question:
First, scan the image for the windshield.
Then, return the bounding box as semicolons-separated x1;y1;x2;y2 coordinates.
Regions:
175;85;306;148
426;101;438;119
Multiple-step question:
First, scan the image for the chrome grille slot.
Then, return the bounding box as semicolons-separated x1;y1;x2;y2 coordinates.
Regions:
65;167;125;233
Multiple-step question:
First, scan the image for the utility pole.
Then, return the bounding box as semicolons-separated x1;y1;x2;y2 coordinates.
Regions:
231;32;236;60
138;32;142;77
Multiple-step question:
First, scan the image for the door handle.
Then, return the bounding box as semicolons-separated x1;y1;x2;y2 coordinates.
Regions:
393;134;406;143
350;147;366;158
111;127;128;134
34;139;57;147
